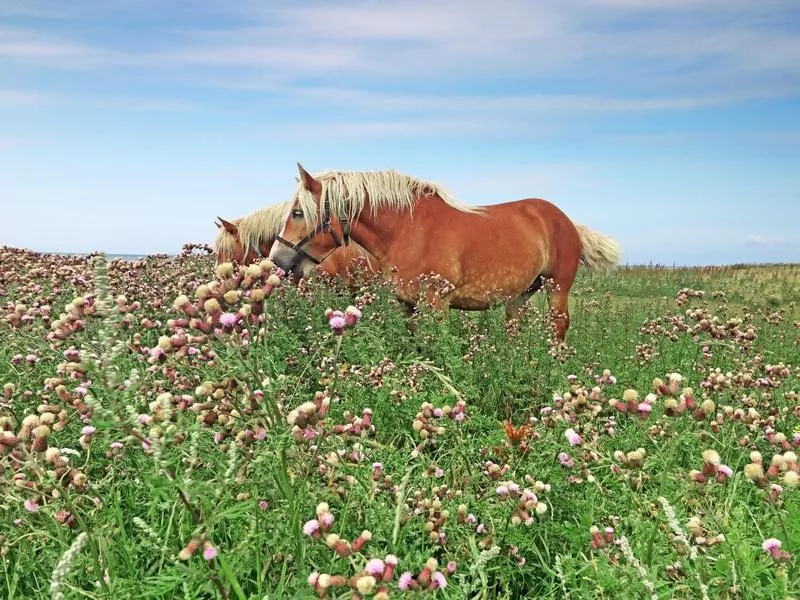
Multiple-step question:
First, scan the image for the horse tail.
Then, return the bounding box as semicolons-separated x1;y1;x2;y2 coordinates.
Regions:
575;224;622;272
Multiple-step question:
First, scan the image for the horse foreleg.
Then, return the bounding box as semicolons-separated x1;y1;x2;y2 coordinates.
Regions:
549;294;570;343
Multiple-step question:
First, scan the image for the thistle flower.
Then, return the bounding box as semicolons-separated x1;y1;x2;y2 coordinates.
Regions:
365;558;385;576
329;314;346;335
784;471;799;488
303;519;320;537
203;298;222;315
762;538;781;552
564;428;582;446
351;530;372;552
202;542;217;560
762;537;792;562
744;462;766;485
431;571;448;589
215;262;235;278
383;554;399;580
344;305;362;326
637;402;652;419
355;575;376;595
218;312;239;329
325;534;351;556
398;572;415;590
417;557;438;586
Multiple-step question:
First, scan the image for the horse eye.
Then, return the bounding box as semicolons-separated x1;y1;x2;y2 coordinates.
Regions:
292;209;304;218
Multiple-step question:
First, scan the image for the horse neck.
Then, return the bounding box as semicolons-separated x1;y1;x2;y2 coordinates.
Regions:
347;196;436;265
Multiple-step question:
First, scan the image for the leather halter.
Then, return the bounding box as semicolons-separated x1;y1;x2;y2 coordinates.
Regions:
274;191;351;265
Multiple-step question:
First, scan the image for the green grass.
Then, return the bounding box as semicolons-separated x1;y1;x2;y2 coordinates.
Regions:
0;246;798;599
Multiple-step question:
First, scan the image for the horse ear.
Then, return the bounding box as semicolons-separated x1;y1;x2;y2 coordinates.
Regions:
297;162;322;195
218;217;238;235
214;220;222;229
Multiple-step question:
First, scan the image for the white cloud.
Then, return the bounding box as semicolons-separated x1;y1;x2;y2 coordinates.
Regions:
744;234;789;247
2;1;798;90
269;118;499;140
0;27;122;68
1;0;798;143
0;88;53;105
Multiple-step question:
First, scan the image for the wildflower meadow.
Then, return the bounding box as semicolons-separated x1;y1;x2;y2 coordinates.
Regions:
1;244;798;599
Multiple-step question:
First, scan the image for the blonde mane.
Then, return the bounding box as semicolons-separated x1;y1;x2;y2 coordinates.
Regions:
294;169;484;226
213;199;293;256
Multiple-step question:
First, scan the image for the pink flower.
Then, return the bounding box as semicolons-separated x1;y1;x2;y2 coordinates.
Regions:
564;428;582;446
398;572;414;590
365;559;385;576
717;464;733;477
432;571;448;589
447;561;457;573
637;403;652;418
219;312;239;328
24;498;39;512
259;500;269;511
344;305;362;326
203;545;217;560
82;425;96;436
303;519;320;536
558;452;573;467
762;537;792;562
329;314;346;334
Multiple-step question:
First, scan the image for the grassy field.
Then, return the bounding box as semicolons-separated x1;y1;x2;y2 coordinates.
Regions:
1;245;798;599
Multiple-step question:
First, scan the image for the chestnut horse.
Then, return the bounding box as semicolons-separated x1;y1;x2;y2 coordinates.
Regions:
270;164;622;342
212;199;378;288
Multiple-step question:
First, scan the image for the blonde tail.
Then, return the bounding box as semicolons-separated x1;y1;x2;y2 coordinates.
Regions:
575;224;622;272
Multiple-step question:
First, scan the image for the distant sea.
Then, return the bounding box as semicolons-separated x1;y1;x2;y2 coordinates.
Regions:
62;252;173;261
107;254;158;261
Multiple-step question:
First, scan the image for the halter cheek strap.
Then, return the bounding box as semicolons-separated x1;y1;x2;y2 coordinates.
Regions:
274;191;351;265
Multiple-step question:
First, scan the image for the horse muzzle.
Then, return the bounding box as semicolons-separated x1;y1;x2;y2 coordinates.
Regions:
270;247;304;278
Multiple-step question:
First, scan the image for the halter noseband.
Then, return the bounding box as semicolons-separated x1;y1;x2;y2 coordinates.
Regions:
273;192;351;265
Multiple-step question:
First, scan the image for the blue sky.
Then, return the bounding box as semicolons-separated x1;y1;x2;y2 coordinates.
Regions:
1;0;798;265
